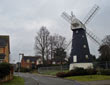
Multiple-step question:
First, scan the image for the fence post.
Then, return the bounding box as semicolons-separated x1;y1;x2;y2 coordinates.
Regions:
106;61;108;69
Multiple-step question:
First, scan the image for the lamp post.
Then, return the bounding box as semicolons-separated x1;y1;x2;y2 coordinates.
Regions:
18;53;24;74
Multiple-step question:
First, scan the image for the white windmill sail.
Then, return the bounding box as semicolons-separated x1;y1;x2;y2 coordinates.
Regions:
61;4;101;50
86;28;101;45
83;4;100;25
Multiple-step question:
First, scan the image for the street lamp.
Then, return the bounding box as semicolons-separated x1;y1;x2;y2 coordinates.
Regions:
18;53;24;74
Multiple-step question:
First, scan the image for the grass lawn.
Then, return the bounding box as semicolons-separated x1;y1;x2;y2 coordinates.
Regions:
1;76;24;85
41;70;60;76
40;70;68;76
66;75;110;82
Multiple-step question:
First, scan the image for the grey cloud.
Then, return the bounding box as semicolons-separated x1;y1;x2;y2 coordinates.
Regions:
0;0;109;63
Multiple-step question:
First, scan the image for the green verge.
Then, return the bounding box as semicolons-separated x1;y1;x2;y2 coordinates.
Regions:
2;76;24;85
65;75;110;82
40;70;68;76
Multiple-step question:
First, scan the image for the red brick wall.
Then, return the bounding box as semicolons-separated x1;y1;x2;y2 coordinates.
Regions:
21;59;32;68
3;47;5;53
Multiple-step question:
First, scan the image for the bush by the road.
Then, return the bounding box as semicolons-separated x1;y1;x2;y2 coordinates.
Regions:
56;67;98;78
0;63;12;79
56;72;67;77
66;67;87;76
100;69;110;75
86;68;97;75
20;67;32;72
56;67;110;78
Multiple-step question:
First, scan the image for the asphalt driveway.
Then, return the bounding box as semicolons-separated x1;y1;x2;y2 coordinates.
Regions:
15;73;110;85
15;73;84;85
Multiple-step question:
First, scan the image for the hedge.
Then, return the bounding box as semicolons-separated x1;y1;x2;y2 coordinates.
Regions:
0;63;12;79
100;69;110;75
56;67;110;78
56;67;97;78
20;67;32;72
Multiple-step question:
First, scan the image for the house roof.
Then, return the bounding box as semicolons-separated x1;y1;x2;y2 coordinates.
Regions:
22;56;41;62
0;35;10;53
0;53;5;59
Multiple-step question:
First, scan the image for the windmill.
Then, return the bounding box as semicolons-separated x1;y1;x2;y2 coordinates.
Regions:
61;5;100;70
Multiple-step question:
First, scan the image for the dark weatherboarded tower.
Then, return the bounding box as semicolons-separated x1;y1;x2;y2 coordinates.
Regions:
70;28;93;63
68;19;94;70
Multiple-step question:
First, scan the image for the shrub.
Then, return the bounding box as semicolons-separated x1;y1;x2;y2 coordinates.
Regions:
0;63;12;79
67;67;87;76
56;67;98;77
20;67;31;72
100;69;110;75
56;72;67;78
86;68;97;75
56;67;88;77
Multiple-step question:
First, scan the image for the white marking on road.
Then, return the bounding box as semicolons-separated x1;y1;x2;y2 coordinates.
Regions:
32;76;39;85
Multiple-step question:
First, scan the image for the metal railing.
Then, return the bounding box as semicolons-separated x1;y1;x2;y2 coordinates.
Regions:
38;65;69;73
93;61;110;69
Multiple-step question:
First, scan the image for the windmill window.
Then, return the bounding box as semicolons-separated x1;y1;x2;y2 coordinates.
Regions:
82;35;84;38
76;31;78;33
73;55;77;62
83;45;86;48
85;55;89;59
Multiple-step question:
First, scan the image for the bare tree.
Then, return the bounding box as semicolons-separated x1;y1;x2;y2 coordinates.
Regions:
98;35;110;62
35;27;67;65
35;26;50;64
49;36;55;61
49;34;67;62
52;34;66;49
102;35;110;46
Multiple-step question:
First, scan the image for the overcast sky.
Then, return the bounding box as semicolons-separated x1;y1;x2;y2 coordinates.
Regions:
0;0;110;63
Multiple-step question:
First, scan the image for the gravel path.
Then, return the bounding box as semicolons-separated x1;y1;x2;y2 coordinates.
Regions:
15;73;110;85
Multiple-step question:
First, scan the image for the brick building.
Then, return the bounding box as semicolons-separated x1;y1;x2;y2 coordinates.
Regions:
0;35;10;63
21;55;42;69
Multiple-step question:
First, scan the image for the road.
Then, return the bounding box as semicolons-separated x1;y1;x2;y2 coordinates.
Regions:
15;73;84;85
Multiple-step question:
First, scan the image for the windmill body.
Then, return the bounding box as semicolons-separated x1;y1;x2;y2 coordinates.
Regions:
70;18;93;63
69;26;96;70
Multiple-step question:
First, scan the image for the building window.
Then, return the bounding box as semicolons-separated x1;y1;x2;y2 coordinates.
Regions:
39;61;41;64
76;31;78;33
85;55;89;59
83;45;86;48
27;65;29;68
32;61;34;64
27;59;30;63
0;60;3;63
